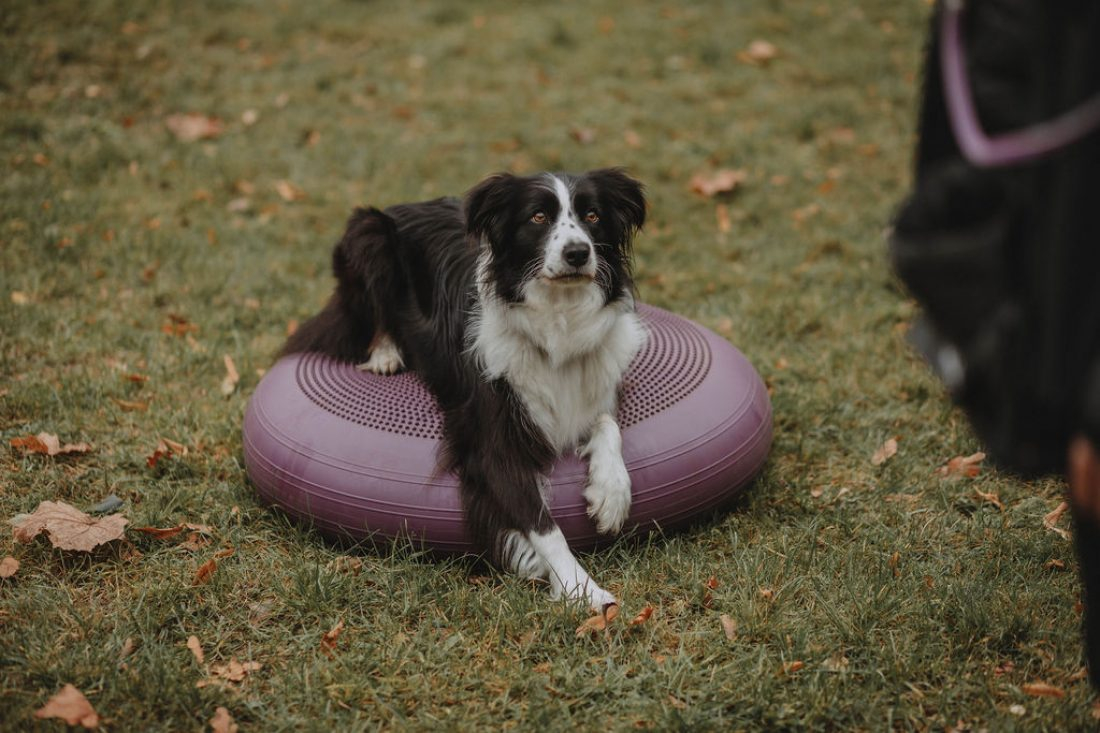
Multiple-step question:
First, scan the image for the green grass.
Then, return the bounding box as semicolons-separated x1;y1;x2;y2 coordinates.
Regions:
1;0;1094;729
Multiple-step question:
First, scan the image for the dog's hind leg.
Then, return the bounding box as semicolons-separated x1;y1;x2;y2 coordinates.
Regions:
525;527;617;611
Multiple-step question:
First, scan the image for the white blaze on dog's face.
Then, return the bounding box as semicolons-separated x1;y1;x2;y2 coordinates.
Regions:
537;173;597;283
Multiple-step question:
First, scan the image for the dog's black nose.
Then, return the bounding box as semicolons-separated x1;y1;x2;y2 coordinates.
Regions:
563;242;590;267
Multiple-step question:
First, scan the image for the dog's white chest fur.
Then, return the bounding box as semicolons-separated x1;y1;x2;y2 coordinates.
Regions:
472;282;645;453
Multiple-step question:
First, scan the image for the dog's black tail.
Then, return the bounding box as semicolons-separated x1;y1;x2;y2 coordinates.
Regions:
280;207;399;363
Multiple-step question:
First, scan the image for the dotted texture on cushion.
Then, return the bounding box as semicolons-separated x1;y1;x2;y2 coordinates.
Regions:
294;304;712;439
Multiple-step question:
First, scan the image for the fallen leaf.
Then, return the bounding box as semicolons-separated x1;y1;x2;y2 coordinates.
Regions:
737;39;778;66
120;637;136;660
623;129;643;149
220;354;240;397
320;619;345;656
936;452;986;478
629;605;654;626
974;489;1005;511
147;438;188;469
327;556;363;575
112;398;149;412
165;113;224;142
781;660;805;675
13;501;128;552
274;180;306;202
210;706;239;733
1021;681;1064;698
822;653;849;672
162;313;198;337
690;169;748;198
34;685;99;729
213;547;235;560
1045;559;1066;570
10;432;92;456
210;659;261;682
133;525;186;540
0;556;18;578
576;605;618;637
719;614;737;641
11;291;30;305
124;372;149;384
871;437;898;466
193;558;218;586
1044;501;1071;541
758;587;775;601
187;635;205;664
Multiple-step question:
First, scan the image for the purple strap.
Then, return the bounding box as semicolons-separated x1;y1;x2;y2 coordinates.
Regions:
940;0;1100;168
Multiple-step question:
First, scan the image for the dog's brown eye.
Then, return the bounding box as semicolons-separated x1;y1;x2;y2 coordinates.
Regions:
531;212;547;224
585;210;599;224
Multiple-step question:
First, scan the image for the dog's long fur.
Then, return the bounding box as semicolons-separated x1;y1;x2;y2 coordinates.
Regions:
282;169;647;609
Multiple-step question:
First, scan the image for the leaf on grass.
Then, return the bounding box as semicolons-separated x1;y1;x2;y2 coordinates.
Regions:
320;619;345;657
165;113;224;142
274;180;306;202
629;605;654;626
781;660;805;675
134;525;186;540
935;451;986;478
719;614;737;641
974;489;1005;511
210;706;239;733
181;531;212;552
211;659;261;682
193;558;218;586
161;313;198;337
13;501;128;552
690;169;747;198
34;684;99;729
737;39;778;66
10;432;92;456
1043;501;1071;541
1021;681;1064;698
187;635;204;664
213;547;235;560
569;126;597;145
575;604;619;637
147;438;188;469
220;354;240;397
871;438;898;466
715;204;731;233
112;397;149;412
0;556;18;578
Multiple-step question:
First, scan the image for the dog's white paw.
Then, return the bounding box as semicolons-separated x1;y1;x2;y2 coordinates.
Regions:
356;336;405;375
583;460;632;535
549;575;617;612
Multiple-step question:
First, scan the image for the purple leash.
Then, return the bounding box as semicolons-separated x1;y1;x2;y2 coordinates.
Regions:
940;0;1100;167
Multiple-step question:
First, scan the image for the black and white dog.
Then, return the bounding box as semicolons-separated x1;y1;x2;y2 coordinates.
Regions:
282;169;647;610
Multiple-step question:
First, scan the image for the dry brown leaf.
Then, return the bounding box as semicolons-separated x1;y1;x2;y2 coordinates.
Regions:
181;531;212;552
737;39;778;65
320;619;345;656
210;706;239;733
120;637;136;660
187;635;204;664
112;398;148;412
165;113;224;142
147;438;188;469
34;684;99;729
690;169;747;198
221;355;240;396
274;180;306;202
327;556;363;575
629;605;654;626
936;452;986;478
719;614;738;641
213;547;235;560
11;290;30;305
1044;501;1071;541
781;660;805;675
162;313;199;337
575;605;618;637
13;501;128;552
10;432;92;456
1021;681;1064;698
211;659;261;682
871;438;898;466
193;558;218;586
0;556;18;578
974;489;1005;511
133;525;186;540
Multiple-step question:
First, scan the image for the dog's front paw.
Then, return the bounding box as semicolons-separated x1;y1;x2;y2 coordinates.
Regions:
356;335;405;375
583;460;632;535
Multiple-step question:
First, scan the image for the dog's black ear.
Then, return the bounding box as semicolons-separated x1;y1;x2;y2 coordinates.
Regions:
590;168;646;240
464;173;517;244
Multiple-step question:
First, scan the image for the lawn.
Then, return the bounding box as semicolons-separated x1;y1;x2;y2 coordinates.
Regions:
1;0;1095;730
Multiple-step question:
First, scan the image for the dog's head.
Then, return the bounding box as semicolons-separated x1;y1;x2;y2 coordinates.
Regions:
465;169;646;303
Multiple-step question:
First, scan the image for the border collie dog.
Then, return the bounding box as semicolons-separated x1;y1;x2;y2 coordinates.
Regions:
283;169;647;610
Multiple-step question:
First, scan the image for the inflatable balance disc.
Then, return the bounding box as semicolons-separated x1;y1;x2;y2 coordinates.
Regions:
244;304;772;553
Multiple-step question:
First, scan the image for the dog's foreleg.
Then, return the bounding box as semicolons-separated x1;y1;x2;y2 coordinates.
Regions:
580;414;632;535
357;333;405;375
526;527;617;611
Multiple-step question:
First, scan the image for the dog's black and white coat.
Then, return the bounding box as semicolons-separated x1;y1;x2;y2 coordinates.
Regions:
283;169;647;610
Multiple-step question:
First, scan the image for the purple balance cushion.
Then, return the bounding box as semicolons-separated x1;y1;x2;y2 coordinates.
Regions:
243;304;772;553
